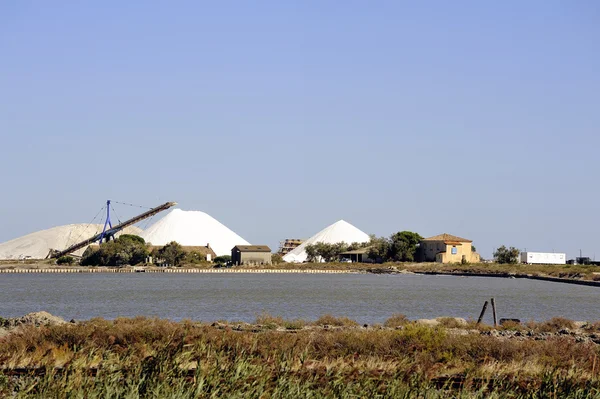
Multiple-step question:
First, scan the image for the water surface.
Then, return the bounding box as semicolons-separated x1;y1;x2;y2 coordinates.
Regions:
0;273;597;324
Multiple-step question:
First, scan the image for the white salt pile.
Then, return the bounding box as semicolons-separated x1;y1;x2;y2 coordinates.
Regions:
140;209;250;256
0;224;143;260
283;220;370;263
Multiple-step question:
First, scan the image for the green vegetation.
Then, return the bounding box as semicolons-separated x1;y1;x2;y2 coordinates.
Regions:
55;255;75;265
271;253;284;264
153;241;186;266
305;242;347;262
213;255;231;266
313;314;359;327
304;241;369;262
384;313;410;328
183;250;208;264
81;235;149;266
494;245;520;264
1;316;600;398
368;231;423;262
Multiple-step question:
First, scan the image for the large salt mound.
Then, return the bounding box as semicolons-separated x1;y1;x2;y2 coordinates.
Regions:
140;209;250;256
0;224;143;260
283;220;370;263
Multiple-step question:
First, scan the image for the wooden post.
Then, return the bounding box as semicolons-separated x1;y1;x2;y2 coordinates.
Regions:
491;297;498;327
477;301;489;324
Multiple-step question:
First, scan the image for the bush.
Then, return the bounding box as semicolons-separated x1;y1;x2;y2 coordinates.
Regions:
255;312;284;329
367;231;422;263
214;255;231;265
185;251;206;264
534;317;576;333
313;314;358;327
56;256;75;265
283;319;307;330
494;245;520;264
305;242;349;262
436;317;466;329
500;320;525;331
383;314;410;328
158;242;186;266
81;235;149;266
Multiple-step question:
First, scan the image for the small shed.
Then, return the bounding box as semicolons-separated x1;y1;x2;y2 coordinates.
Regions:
339;247;373;263
232;245;272;265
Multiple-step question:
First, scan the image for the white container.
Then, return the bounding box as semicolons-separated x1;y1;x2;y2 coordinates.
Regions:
520;252;566;265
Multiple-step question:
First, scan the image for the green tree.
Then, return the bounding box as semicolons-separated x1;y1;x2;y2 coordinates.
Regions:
347;241;369;251
214;255;232;265
305;244;319;262
272;253;284;264
366;232;422;263
159;241;186;266
56;255;75;265
81;235;149;266
329;242;349;262
388;231;423;262
119;234;146;245
367;236;391;263
305;242;349;262
185;251;207;264
493;245;520;264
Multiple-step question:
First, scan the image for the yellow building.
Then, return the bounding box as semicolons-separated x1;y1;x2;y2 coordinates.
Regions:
419;233;480;264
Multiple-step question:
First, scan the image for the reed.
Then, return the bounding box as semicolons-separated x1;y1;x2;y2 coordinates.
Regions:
2;316;600;397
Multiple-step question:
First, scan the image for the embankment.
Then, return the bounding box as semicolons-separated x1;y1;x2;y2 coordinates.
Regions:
0;267;356;274
2;261;599;288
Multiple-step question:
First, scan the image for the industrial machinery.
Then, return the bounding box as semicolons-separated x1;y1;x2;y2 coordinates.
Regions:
47;200;177;259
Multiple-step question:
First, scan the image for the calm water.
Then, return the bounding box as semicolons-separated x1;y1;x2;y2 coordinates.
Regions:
0;273;598;324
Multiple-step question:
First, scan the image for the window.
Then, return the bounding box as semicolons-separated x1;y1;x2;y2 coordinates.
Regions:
451;246;457;255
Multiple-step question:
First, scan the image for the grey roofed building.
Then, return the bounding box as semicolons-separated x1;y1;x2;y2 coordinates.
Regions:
232;245;272;265
339;246;373;263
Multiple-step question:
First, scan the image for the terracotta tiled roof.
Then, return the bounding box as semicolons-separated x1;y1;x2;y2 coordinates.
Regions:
421;233;472;243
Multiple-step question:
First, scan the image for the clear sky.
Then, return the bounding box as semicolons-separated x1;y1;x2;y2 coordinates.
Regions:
1;1;598;259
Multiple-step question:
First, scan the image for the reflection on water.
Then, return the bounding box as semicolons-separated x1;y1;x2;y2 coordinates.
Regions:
0;273;597;323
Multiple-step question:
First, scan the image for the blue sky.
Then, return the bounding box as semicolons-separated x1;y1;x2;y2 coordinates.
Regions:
1;1;598;259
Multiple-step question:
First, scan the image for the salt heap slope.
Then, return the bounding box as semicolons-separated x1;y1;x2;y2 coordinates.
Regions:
140;209;250;256
0;224;143;260
283;220;370;263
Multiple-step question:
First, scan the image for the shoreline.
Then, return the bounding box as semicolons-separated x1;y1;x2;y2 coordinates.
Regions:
1;264;600;287
0;267;359;274
2;260;600;285
412;270;600;287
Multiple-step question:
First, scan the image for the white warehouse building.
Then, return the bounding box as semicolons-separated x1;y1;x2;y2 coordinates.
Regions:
520;252;566;265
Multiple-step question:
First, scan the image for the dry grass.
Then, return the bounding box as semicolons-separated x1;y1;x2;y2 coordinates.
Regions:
1;316;600;397
436;317;466;329
313;314;359;327
530;317;577;333
384;313;410;328
254;312;307;330
499;320;526;331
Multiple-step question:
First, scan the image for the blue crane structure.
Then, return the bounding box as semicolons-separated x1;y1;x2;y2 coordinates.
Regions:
47;200;177;259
